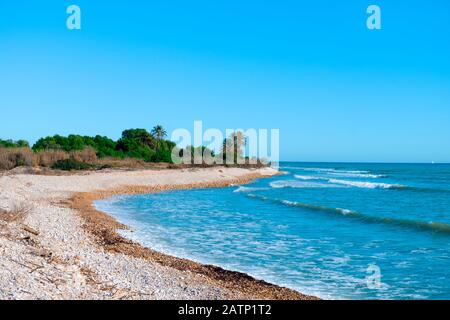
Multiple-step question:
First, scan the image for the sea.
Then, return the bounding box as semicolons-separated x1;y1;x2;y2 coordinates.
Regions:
94;162;450;299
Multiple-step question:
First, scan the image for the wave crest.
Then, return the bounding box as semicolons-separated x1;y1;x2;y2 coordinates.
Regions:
327;179;404;189
270;180;335;189
246;194;450;235
294;175;323;180
233;186;267;193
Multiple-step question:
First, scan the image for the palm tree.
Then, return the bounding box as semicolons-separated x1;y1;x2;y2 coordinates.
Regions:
151;125;167;151
222;131;246;164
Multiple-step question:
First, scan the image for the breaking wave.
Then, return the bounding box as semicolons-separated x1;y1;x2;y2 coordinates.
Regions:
246;194;450;235
273;179;401;190
233;186;268;193
288;167;387;178
289;176;450;194
327;179;404;189
270;180;337;189
294;175;323;180
326;172;386;178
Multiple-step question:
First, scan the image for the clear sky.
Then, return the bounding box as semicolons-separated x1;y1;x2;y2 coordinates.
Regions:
1;0;449;162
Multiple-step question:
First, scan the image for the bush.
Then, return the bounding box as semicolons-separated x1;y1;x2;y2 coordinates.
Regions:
93;135;123;158
116;128;157;161
1;126;218;170
70;147;98;163
34;150;69;167
0;139;29;148
30;129;178;164
32;134;119;157
152;149;173;163
0;147;34;170
51;158;93;171
0;147;100;171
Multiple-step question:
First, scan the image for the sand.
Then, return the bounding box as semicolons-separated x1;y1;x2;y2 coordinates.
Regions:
0;166;317;300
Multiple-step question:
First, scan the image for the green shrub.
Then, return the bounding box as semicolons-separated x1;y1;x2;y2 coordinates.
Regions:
24;126;213;165
2;125;239;170
51;158;93;171
0;139;29;148
152;149;173;163
33;135;116;153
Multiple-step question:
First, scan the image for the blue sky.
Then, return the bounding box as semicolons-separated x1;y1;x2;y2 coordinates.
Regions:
1;0;449;162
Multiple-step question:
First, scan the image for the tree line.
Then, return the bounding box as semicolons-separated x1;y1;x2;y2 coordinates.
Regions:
1;126;256;170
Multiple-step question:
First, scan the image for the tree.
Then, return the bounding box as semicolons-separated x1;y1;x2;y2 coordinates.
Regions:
179;145;216;164
151;125;167;151
121;129;155;147
24;127;176;164
116;129;156;162
0;139;30;148
16;140;30;148
222;131;246;164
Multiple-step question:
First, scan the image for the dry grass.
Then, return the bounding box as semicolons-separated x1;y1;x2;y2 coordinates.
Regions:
0;147;34;170
34;150;69;167
0;146;267;173
95;157;173;170
0;202;32;223
70;147;97;163
0;147;99;171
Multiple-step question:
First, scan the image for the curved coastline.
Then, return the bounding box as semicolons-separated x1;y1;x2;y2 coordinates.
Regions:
69;169;318;300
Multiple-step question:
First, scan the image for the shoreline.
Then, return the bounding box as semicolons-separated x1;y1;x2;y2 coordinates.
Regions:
69;170;316;300
0;166;318;300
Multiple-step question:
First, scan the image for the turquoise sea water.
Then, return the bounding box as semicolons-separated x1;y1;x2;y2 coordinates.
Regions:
95;163;450;299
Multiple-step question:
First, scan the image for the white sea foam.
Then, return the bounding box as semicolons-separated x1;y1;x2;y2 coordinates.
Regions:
233;186;267;193
270;180;333;189
281;200;297;206
326;172;385;178
287;166;384;177
337;208;353;215
272;177;404;190
327;179;401;189
294;175;323;180
279;199;356;216
297;167;370;174
294;170;385;179
302;167;339;172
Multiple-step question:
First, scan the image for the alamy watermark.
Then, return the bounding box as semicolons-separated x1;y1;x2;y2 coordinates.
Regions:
66;5;81;30
367;5;381;30
366;264;382;289
67;4;381;31
170;121;280;168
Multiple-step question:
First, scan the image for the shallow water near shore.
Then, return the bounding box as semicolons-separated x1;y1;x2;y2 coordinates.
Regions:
95;162;450;299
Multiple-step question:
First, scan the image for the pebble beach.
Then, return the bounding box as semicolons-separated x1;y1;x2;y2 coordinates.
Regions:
0;166;316;300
